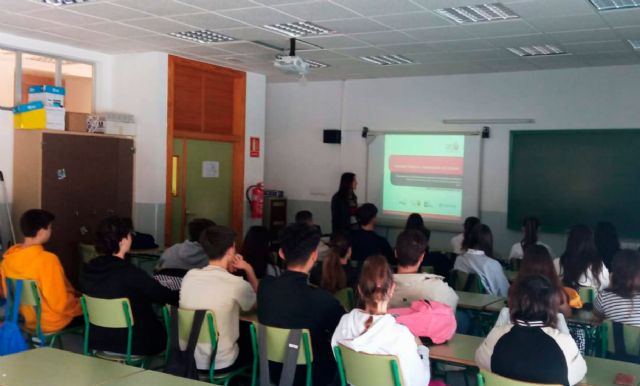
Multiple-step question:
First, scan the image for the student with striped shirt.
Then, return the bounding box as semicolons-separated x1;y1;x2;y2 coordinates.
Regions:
594;249;640;327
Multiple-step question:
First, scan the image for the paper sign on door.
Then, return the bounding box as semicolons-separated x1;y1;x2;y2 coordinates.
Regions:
202;161;219;178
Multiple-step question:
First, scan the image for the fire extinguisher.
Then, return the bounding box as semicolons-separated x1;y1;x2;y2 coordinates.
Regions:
246;182;264;219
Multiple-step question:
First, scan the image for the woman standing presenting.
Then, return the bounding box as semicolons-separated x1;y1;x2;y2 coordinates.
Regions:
331;172;358;234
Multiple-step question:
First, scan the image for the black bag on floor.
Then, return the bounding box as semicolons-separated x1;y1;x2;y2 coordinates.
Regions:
165;307;207;379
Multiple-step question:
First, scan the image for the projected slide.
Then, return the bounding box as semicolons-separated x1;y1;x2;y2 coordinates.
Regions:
383;135;465;220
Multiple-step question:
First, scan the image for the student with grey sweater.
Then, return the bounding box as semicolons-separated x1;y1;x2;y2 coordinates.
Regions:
156;218;215;271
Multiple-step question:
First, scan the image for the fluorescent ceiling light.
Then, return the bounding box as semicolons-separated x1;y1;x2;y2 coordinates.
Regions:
169;30;236;44
507;44;567;57
303;59;329;68
42;0;88;5
629;39;640;49
360;55;415;65
264;21;332;38
435;3;519;24
588;0;640;11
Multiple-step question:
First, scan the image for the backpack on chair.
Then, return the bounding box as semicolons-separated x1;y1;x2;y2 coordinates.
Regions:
0;280;29;356
165;307;211;379
389;300;457;344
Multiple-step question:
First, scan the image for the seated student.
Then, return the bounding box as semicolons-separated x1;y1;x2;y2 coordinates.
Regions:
594;221;621;271
555;224;609;291
156;218;215;271
332;255;430;386
390;229;458;310
257;222;344;386
241;226;271;279
450;216;480;255
495;245;572;333
476;275;587;386
309;230;359;293
509;217;554;260
594;249;640;326
1;209;82;332
295;210;328;259
350;203;394;266
405;213;454;280
180;225;258;371
453;224;510;296
80;216;178;356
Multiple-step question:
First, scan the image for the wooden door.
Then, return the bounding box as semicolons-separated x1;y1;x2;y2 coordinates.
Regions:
170;138;233;244
41;133;133;283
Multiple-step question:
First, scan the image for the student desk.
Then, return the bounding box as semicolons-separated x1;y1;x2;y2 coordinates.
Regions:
101;370;205;386
240;311;258;323
429;334;640;386
0;348;144;386
456;291;506;311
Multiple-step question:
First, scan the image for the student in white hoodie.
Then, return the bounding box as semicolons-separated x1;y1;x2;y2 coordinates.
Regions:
331;254;430;386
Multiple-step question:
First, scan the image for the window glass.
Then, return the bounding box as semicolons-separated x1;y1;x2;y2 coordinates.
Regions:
0;49;16;107
21;53;56;104
62;61;93;113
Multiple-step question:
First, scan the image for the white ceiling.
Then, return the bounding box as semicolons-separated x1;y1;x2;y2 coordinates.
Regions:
0;0;639;82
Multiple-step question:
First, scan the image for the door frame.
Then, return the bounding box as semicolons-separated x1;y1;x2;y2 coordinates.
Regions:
165;55;246;245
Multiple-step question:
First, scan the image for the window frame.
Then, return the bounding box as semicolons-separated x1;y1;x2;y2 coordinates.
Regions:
0;46;96;112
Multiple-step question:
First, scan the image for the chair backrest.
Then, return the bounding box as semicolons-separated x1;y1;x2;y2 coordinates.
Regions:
420;266;435;274
335;287;355;311
334;344;403;386
260;324;312;365
168;307;218;346
78;243;98;264
577;287;595;304
81;295;133;328
477;370;562;386
5;278;44;340
451;270;484;293
602;319;640;359
508;259;522;272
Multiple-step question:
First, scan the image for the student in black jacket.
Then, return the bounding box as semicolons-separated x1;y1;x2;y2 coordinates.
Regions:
331;172;358;234
258;222;344;386
80;216;179;356
350;203;395;266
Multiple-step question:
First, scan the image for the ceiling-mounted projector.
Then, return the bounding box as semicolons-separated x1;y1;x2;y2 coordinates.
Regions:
273;38;309;77
274;55;309;76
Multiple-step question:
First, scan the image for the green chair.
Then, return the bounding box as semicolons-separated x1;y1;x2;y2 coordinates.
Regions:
161;307;257;385
600;319;640;362
508;259;522;272
450;270;485;293
420;266;435;274
78;243;98;265
258;324;313;386
578;287;595;305
80;295;149;367
477;369;562;386
335;288;355;312
4;277;82;348
334;343;403;386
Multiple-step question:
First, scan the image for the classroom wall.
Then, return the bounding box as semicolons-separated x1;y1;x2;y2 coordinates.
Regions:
0;33;266;249
265;64;640;257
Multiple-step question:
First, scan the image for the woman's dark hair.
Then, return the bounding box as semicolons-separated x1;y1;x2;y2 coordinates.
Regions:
241;226;270;278
338;172;356;198
509;274;558;328
461;216;481;251
607;249;640;298
321;231;351;293
521;217;540;251
95;216;133;255
594;222;620;270
467;223;494;258
518;245;565;309
358;254;395;330
560;224;603;289
405;213;431;241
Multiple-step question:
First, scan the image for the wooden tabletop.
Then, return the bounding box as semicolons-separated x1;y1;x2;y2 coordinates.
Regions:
456;291;506;311
0;348;144;386
428;334;640;386
240;311;258;323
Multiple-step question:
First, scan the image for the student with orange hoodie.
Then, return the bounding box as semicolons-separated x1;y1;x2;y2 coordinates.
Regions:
1;209;82;332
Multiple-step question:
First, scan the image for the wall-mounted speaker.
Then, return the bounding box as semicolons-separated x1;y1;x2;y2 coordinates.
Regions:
323;129;341;144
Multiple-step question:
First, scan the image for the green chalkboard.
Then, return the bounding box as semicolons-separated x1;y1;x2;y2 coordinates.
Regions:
508;129;640;238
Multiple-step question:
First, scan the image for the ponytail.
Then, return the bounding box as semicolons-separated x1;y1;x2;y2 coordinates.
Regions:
357;255;394;310
521;217;540;250
320;231;350;293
